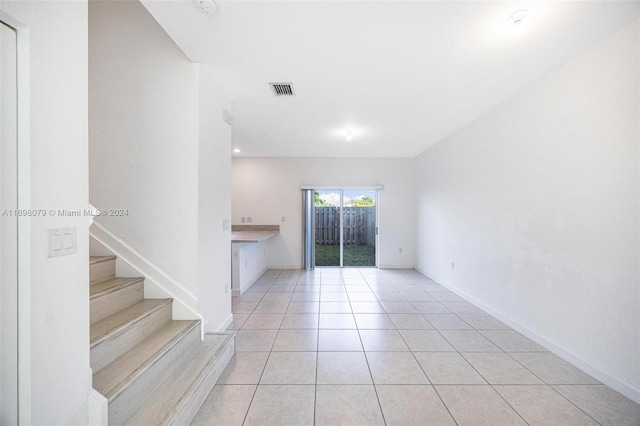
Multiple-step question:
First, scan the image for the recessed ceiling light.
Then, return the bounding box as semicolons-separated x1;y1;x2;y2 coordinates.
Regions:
508;10;529;36
233;148;241;153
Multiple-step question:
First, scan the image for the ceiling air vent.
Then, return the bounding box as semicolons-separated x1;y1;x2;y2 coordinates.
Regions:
269;82;295;96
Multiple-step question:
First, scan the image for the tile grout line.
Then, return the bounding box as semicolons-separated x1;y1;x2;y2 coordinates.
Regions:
434;308;545;425
549;385;605;426
392;313;459;426
354;275;388;425
302;271;320;426
388;275;530;425
501;352;604;426
431;317;534;425
239;268;279;426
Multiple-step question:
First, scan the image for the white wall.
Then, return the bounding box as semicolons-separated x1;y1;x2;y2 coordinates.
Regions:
90;1;232;331
89;0;199;293
232;157;415;269
415;20;639;401
197;68;232;332
0;1;92;423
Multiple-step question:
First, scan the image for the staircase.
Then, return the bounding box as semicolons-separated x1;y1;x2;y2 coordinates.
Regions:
90;255;234;425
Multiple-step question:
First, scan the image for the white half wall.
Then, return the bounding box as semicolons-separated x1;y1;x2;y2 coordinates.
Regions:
232;157;415;269
197;68;232;332
0;1;93;423
415;20;639;401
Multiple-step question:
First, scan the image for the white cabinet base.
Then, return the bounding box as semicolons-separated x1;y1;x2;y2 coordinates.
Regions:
231;241;268;295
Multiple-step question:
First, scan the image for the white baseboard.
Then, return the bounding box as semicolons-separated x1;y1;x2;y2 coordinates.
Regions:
261;265;416;270
414;267;640;405
216;313;234;332
90;222;201;322
240;266;267;294
266;264;301;270
87;388;108;426
265;265;415;270
378;264;415;269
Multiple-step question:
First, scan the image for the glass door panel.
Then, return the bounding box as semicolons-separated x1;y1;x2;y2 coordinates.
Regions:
343;190;376;267
314;189;341;266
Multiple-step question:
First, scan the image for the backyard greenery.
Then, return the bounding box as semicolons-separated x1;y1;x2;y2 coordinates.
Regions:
352;196;375;207
315;191;330;206
315;244;375;267
314;191;376;207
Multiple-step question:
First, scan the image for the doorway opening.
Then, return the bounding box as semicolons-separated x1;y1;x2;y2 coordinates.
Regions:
314;189;377;267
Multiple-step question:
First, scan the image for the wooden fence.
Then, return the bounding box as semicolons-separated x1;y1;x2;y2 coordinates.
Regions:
315;207;376;246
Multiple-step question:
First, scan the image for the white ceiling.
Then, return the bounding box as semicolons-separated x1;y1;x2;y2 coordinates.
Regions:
142;1;639;158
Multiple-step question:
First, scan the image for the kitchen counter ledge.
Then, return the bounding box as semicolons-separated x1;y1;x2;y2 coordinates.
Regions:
231;224;280;243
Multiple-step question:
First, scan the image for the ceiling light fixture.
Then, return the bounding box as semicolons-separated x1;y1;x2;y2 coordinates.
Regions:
194;0;217;14
232;148;241;153
346;131;353;142
508;10;529;36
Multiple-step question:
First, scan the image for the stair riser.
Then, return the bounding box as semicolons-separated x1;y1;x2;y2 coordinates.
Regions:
108;324;201;426
91;259;116;284
166;336;235;426
91;282;144;324
91;303;172;372
123;334;236;426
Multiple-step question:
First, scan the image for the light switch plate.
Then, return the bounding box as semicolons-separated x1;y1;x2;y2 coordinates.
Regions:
222;219;230;231
47;228;77;258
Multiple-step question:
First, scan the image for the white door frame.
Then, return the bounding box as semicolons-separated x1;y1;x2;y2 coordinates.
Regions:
0;11;32;424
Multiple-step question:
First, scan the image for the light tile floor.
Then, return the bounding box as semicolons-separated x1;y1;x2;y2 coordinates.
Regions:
193;268;640;426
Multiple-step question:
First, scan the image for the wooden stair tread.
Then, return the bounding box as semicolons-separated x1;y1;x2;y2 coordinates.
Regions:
91;298;172;347
90;277;144;298
125;333;234;425
90;255;116;264
93;320;200;400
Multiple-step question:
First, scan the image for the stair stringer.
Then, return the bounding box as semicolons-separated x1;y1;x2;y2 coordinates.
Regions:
90;222;203;330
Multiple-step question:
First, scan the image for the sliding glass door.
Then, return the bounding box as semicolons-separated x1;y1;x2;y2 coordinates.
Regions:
313;189;377;267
